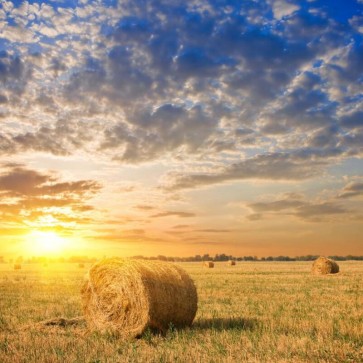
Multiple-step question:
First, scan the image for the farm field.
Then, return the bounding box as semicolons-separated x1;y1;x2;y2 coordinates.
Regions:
0;261;362;363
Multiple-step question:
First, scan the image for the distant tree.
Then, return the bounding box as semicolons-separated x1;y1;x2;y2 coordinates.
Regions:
157;255;167;261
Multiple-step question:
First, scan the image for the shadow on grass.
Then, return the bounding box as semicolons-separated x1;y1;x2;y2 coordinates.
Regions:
193;317;258;332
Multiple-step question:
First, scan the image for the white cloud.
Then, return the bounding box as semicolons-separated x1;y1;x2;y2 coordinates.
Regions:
270;0;300;19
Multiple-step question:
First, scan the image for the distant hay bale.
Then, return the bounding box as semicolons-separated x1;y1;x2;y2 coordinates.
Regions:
228;260;236;266
78;263;85;268
14;264;21;270
312;257;339;275
81;258;198;337
204;261;214;268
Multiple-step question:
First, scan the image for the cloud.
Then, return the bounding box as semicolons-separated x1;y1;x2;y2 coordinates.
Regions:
161;148;342;190
195;229;231;233
0;0;361;195
246;194;349;222
134;205;155;211
270;0;300;20
340;111;363;129
338;181;363;198
0;164;101;230
248;200;305;212
151;211;195;218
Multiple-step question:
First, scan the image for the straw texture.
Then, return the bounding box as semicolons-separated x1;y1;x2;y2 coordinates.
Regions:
312;256;339;275
81;258;198;337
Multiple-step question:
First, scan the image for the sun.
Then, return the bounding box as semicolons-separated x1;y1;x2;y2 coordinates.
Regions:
25;230;69;256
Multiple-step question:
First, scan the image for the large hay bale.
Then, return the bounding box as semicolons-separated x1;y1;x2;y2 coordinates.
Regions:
81;258;198;337
228;260;236;266
204;261;214;268
312;256;339;275
78;263;85;268
14;264;21;270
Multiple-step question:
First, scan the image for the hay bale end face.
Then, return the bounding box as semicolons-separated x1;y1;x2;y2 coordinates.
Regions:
228;260;236;266
312;256;339;275
204;261;214;268
14;264;21;270
81;258;198;337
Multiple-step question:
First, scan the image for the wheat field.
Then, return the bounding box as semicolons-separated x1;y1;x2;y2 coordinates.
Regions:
0;261;362;363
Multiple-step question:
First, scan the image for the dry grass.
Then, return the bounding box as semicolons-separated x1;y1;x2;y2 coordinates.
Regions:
312;257;340;275
81;258;197;337
0;261;362;362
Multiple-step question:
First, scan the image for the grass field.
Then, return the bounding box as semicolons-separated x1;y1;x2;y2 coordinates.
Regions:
0;261;362;363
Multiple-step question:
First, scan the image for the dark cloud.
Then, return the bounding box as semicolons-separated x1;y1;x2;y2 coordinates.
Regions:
247;196;349;222
248;200;305;212
340;111;363;129
0;165;100;197
0;164;101;228
0;54;31;95
295;203;347;221
338;181;363;198
162;149;342;190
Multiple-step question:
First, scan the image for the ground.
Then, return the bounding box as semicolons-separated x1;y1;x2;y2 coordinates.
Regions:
0;261;362;363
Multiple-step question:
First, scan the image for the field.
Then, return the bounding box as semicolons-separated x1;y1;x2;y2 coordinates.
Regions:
0;261;362;363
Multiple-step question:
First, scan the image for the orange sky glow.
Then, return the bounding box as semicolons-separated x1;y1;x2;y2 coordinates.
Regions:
1;0;363;259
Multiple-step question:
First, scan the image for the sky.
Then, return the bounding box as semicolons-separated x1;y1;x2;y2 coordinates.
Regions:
0;0;362;258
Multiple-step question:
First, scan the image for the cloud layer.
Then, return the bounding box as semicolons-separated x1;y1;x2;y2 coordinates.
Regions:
0;0;362;255
0;163;101;235
0;0;362;175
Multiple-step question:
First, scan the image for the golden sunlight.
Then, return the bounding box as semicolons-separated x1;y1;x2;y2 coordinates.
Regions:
25;231;69;256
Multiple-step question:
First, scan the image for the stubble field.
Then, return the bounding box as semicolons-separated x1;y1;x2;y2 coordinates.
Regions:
0;261;362;363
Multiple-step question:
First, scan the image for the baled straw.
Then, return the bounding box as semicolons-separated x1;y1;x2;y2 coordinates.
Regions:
228;260;236;266
81;258;198;337
312;256;339;275
204;261;214;268
14;264;21;270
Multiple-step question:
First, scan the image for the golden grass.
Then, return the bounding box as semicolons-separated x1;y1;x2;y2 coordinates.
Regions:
81;258;198;337
0;261;362;362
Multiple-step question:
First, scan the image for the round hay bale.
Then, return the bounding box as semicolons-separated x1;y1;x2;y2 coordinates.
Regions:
78;263;85;268
204;261;214;268
312;256;339;275
81;258;198;337
228;260;236;266
14;264;21;270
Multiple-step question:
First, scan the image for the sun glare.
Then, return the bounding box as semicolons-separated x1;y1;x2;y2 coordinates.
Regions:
25;231;69;256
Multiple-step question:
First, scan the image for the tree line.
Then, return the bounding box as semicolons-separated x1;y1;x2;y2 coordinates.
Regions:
1;254;362;264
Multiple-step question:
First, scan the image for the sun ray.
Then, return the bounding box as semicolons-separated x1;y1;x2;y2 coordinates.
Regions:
24;230;69;256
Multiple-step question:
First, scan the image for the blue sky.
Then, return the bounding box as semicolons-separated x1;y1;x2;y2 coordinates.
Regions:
0;0;362;257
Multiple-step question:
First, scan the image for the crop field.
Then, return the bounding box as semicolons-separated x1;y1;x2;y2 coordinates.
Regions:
0;261;362;363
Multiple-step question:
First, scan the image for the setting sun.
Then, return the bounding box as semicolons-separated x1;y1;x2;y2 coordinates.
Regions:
25;231;69;256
